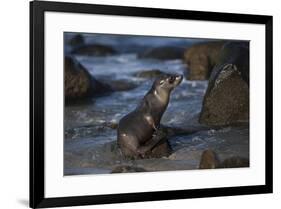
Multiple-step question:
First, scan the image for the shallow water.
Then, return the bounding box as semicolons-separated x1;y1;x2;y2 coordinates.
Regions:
64;53;249;175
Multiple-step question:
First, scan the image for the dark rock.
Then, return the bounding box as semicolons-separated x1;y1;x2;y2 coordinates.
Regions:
199;42;249;126
183;41;226;80
102;122;118;129
134;69;167;79
64;56;112;103
105;79;138;91
120;127;171;160
111;165;147;173
68;34;85;47
138;46;185;60
218;156;249;168
199;149;220;169
199;149;249;169
213;41;249;84
64;56;92;101
145;140;171;158
142;128;171;158
71;44;117;56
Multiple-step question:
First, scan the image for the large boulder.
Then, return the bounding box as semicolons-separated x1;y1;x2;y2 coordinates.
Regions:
71;44;116;56
138;46;185;60
64;56;111;103
199;42;249;126
183;41;226;80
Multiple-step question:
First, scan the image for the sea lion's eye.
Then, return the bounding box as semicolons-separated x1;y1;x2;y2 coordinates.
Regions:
169;76;175;83
159;80;165;85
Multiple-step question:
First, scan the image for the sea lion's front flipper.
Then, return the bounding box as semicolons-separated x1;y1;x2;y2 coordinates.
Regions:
137;133;166;158
144;115;158;131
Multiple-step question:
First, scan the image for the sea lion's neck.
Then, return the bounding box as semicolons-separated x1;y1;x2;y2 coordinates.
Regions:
135;86;170;126
153;88;170;105
139;85;171;111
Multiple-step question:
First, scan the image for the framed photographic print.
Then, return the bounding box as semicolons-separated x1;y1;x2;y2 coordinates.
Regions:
30;0;273;208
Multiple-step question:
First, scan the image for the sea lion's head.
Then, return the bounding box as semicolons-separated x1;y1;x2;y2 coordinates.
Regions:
154;73;183;93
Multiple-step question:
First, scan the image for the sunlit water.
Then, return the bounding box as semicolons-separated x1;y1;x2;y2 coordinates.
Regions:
64;53;249;175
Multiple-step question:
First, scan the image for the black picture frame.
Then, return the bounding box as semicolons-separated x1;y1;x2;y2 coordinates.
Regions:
30;0;273;208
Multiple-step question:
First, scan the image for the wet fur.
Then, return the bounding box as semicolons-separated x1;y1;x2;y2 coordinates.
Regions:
117;74;182;159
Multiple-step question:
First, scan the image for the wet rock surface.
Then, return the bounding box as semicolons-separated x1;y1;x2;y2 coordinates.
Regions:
199;42;249;126
64;125;249;174
199;149;249;169
111;165;147;173
65;56;92;101
64;56;112;103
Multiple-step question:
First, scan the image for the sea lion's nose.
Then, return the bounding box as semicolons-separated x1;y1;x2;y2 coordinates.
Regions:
169;76;176;83
175;75;183;80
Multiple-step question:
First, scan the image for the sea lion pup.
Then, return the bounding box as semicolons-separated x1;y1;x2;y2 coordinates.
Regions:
117;73;183;159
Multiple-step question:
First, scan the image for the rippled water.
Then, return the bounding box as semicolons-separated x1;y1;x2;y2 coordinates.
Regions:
64;53;249;175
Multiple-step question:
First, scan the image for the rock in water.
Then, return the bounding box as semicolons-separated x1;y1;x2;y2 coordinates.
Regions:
199;149;220;169
65;56;92;101
64;56;111;103
134;69;167;79
71;44;116;56
68;34;85;47
104;79;138;91
142;128;172;159
138;46;185;60
218;156;249;168
199;42;249;126
199;149;249;169
183;41;226;80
